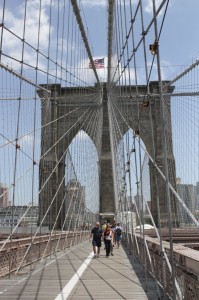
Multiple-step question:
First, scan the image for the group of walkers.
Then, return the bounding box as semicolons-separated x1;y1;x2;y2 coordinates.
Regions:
90;221;123;258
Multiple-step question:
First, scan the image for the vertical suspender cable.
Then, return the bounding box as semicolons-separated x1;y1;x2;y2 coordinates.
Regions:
152;1;179;299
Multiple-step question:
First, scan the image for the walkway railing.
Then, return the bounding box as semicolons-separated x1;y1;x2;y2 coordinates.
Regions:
0;231;90;277
123;230;199;300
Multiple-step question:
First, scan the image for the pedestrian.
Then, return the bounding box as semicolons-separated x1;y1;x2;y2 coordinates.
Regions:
111;223;116;244
110;225;115;256
102;221;107;249
103;223;113;258
102;221;107;231
115;223;122;248
90;222;103;258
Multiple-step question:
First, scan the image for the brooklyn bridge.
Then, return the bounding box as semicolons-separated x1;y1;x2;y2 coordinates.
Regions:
0;0;199;299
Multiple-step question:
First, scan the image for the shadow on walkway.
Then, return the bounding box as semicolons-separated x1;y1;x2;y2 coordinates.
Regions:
122;243;169;300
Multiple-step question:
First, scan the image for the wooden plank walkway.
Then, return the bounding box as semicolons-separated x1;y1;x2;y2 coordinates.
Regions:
0;241;162;299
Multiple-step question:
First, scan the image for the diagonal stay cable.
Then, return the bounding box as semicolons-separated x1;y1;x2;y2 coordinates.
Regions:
0;90;101;150
0;104;98;254
42;105;100;258
14;103;100;270
109;0;168;90
110;96;199;228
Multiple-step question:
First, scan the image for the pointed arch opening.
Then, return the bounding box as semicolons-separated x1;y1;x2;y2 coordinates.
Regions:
65;130;100;214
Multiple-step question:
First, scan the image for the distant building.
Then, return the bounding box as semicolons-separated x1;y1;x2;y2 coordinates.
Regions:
0;205;38;227
134;194;145;215
116;210;137;230
0;183;9;208
65;179;85;229
145;201;151;214
176;178;195;225
195;182;199;210
176;177;181;185
127;196;133;210
196;182;199;195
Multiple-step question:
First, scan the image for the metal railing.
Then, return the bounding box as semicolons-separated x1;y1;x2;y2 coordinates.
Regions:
0;231;90;277
123;231;199;300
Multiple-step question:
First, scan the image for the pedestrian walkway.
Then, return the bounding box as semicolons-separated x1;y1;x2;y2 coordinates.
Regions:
0;241;161;299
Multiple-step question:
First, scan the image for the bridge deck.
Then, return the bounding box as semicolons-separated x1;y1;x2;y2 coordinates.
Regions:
0;241;161;299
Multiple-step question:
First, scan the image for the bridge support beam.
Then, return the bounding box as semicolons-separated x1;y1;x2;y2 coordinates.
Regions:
99;84;115;220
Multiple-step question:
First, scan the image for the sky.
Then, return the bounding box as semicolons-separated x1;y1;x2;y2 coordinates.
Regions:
0;0;199;211
1;0;199;79
79;0;199;79
0;0;198;76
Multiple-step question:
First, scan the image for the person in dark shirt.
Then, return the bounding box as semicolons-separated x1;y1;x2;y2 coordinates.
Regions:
115;223;122;248
90;222;102;258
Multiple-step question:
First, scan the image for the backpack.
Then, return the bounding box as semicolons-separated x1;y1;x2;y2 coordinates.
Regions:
116;227;122;236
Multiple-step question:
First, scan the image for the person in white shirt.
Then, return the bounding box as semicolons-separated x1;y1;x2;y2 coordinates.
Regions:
103;224;113;258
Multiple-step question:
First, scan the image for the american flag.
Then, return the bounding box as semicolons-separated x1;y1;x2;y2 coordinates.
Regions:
89;58;104;69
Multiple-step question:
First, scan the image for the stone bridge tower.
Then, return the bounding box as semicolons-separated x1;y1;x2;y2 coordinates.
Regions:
38;82;177;229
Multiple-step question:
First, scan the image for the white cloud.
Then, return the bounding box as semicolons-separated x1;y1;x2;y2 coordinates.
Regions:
20;135;34;147
81;0;107;7
144;0;162;14
1;1;52;70
159;60;175;80
20;134;40;148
